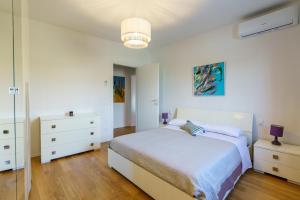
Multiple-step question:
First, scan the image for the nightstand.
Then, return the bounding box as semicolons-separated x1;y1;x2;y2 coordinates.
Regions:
254;139;300;184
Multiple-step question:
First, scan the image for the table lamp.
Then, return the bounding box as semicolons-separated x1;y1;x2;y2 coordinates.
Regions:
162;113;168;125
270;124;284;146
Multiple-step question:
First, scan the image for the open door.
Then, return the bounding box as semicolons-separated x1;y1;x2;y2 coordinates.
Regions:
136;64;159;131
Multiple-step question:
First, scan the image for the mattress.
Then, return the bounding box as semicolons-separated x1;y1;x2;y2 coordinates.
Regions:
110;127;251;200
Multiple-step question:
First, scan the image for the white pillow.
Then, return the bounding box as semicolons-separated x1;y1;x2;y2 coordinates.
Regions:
202;124;242;137
168;119;187;127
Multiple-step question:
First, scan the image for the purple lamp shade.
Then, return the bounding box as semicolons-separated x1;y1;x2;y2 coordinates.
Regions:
162;113;168;125
270;124;284;145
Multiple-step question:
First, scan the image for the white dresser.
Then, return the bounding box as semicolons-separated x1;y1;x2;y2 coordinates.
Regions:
0;119;24;171
254;139;300;184
40;114;101;164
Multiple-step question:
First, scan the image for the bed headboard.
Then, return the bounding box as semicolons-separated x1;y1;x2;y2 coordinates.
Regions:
176;107;254;145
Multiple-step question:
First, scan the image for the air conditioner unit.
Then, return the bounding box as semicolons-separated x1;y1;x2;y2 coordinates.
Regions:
239;5;299;38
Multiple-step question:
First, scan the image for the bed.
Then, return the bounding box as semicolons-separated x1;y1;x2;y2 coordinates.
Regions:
108;107;253;200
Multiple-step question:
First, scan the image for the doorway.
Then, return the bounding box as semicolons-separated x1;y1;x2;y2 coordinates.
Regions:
113;64;136;137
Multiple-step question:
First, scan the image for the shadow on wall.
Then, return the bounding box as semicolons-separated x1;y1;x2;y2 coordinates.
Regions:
252;115;258;142
30;118;41;157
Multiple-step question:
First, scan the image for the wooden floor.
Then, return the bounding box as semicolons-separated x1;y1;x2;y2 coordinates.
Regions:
0;168;24;200
114;126;136;137
29;143;300;200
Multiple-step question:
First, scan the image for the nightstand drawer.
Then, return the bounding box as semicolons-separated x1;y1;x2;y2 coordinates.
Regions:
254;159;300;183
255;147;300;170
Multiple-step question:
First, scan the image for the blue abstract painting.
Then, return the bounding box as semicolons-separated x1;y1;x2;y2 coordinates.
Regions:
193;62;225;96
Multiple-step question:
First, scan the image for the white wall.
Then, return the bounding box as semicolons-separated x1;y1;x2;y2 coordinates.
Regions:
113;65;136;128
29;20;150;156
152;24;300;145
26;15;300;156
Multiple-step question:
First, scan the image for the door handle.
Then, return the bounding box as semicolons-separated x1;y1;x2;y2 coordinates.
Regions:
3;130;9;134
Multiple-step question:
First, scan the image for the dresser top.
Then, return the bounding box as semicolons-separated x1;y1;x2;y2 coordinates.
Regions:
40;113;99;121
255;139;300;156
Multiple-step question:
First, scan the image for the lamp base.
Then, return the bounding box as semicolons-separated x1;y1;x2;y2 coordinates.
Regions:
163;120;168;125
271;136;281;146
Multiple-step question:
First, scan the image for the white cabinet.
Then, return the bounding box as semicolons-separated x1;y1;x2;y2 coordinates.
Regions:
254;139;300;184
0;119;24;171
40;114;101;163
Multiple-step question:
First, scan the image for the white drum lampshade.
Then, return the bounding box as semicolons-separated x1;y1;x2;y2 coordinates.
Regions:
121;18;151;49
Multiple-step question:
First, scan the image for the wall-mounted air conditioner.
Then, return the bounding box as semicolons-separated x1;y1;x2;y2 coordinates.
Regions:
239;5;299;38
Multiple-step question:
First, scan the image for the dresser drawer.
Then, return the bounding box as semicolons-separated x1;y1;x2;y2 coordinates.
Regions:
16;152;24;169
41;128;99;147
0;138;24;154
254;159;300;183
0;139;15;155
255;147;300;170
0;123;24;139
41;117;98;134
0;154;15;171
41;140;100;163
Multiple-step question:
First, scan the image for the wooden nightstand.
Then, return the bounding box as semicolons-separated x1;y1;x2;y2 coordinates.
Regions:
254;139;300;184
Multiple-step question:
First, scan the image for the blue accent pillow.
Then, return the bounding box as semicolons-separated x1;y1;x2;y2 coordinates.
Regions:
181;120;206;136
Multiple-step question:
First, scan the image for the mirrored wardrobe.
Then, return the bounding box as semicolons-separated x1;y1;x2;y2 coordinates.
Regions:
0;0;29;199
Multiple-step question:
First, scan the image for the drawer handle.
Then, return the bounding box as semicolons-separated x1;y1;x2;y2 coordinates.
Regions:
51;125;56;129
51;138;56;142
90;143;94;147
3;130;9;134
90;121;94;124
4;145;10;150
272;167;279;172
5;160;11;165
52;151;56;155
273;155;279;160
90;132;94;135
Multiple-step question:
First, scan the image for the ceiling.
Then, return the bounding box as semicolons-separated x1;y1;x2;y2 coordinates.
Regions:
1;0;295;47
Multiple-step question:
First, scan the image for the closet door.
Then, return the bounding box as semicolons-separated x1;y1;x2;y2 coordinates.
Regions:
13;0;28;199
0;0;18;199
0;0;27;199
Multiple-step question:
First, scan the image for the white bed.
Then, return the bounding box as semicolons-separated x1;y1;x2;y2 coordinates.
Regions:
108;107;253;200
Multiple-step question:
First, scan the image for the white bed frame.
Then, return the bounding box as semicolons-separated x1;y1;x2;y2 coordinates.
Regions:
108;107;253;200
